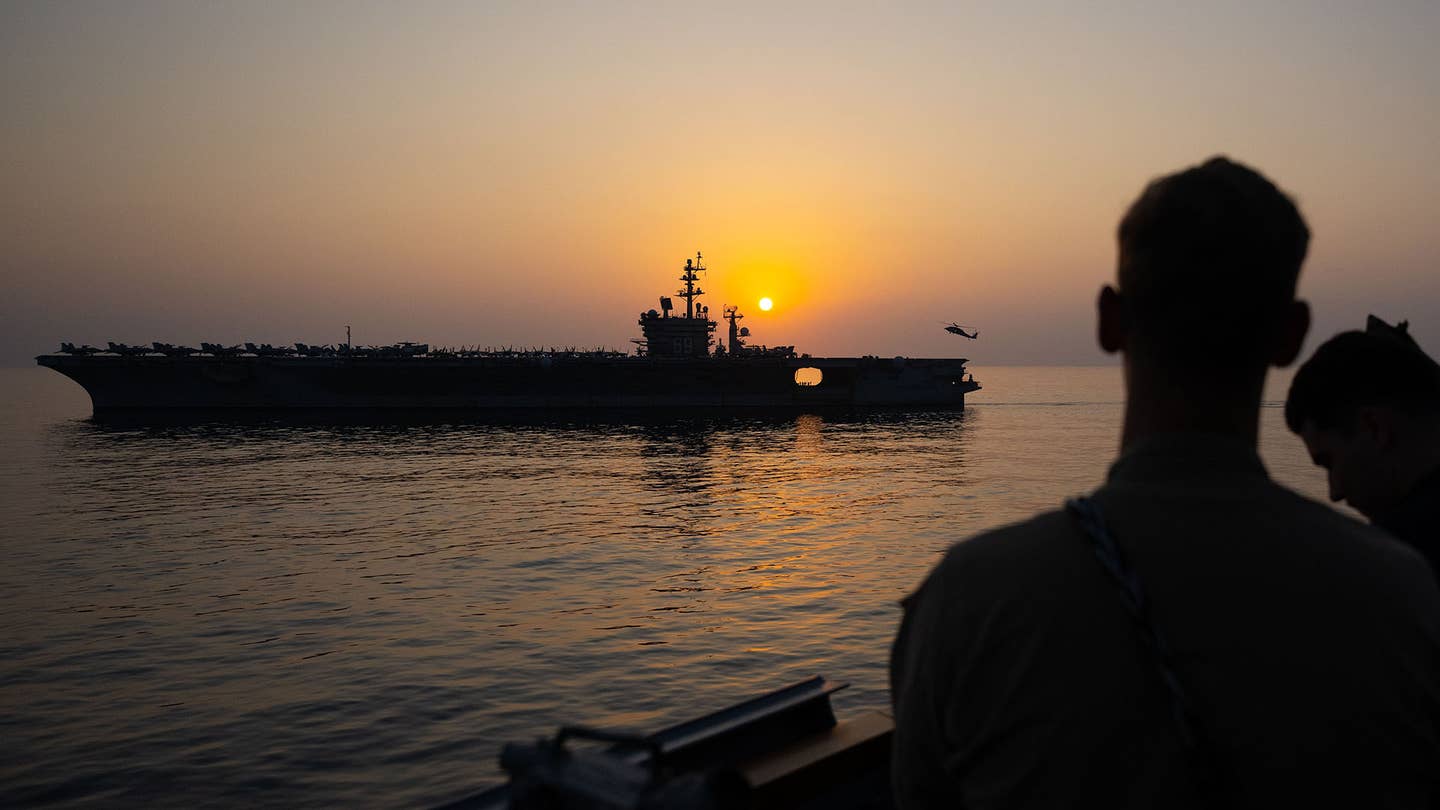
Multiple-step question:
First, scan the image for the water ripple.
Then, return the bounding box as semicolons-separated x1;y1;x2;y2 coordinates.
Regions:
0;366;1334;807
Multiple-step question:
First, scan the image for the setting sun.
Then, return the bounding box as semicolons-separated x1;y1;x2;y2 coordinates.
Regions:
758;297;773;312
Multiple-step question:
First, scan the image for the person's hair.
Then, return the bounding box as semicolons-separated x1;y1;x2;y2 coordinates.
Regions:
1285;320;1440;434
1117;156;1309;365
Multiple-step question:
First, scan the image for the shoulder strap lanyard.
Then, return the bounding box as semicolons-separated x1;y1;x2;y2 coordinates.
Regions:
1065;496;1217;792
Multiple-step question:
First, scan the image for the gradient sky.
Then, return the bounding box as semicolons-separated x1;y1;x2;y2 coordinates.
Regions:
3;1;1438;366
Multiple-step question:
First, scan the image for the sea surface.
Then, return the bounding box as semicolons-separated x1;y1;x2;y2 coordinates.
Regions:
0;365;1340;807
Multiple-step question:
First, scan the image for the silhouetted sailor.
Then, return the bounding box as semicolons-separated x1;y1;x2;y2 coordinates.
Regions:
1286;315;1440;575
890;157;1440;808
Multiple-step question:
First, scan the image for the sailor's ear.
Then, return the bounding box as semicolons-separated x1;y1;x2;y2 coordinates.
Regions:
1356;405;1397;450
1098;285;1126;354
1270;299;1311;367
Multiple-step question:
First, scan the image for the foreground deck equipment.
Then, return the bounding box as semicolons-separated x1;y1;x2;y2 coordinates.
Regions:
441;676;893;810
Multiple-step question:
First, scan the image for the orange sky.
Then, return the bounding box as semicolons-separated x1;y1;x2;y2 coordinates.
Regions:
3;2;1438;365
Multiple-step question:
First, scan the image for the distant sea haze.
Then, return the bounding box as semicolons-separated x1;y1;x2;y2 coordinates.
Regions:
0;366;1333;807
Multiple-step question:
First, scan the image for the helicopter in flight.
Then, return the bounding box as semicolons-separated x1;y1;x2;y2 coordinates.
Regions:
943;322;979;339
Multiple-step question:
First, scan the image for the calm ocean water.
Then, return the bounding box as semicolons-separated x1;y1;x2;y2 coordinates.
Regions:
0;365;1338;807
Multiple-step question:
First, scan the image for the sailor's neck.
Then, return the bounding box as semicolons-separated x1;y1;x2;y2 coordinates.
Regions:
1119;364;1264;454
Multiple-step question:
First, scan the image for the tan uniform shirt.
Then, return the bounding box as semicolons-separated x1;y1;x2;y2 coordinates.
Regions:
891;434;1440;808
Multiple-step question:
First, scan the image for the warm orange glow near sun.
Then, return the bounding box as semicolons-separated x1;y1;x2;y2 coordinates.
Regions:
2;5;1435;364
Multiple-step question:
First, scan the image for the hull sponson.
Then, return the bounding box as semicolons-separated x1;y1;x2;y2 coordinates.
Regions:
36;355;980;411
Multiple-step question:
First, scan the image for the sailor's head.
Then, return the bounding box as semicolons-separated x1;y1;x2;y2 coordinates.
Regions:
1286;318;1440;519
1100;156;1310;372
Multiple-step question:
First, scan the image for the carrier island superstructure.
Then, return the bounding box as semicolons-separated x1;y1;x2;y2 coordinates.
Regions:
37;253;981;412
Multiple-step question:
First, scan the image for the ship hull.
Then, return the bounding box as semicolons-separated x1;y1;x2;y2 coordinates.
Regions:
37;355;979;413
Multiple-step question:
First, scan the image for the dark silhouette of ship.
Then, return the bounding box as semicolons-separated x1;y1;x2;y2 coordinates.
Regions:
37;253;980;413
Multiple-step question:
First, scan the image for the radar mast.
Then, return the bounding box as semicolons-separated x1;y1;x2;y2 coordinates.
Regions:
678;252;706;319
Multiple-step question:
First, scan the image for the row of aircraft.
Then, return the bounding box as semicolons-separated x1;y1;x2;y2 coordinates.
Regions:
61;329;973;358
57;342;630;359
57;341;433;358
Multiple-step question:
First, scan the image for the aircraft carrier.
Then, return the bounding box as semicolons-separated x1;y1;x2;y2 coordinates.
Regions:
36;254;981;413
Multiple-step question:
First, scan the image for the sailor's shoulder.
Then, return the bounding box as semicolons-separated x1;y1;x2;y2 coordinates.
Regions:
1269;482;1424;557
930;510;1082;581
